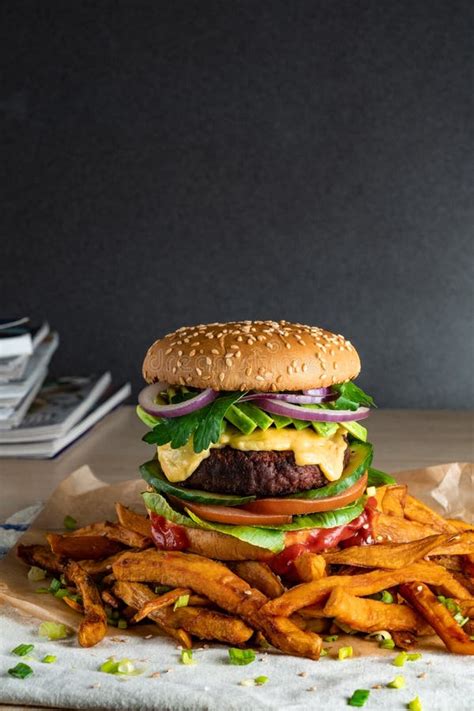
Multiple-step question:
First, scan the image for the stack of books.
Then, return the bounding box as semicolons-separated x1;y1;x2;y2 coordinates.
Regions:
0;318;131;458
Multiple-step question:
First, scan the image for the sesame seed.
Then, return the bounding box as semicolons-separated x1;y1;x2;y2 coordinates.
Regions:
230;344;239;350
302;363;308;372
287;366;293;374
235;351;242;358
255;375;265;381
191;342;200;346
245;368;252;376
211;348;220;354
189;349;196;357
225;358;233;367
205;357;212;365
247;338;253;345
196;367;202;376
165;348;172;355
219;373;225;382
286;343;291;349
172;366;177;374
237;336;243;341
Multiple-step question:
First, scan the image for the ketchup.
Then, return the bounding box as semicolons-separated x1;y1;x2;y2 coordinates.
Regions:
150;513;189;550
269;498;379;579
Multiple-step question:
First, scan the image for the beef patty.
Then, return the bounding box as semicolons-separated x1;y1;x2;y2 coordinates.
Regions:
182;444;350;497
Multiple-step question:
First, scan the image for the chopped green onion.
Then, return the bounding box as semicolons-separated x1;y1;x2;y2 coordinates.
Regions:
63;515;77;530
255;675;269;685
407;653;422;662
380;590;394;604
348;689;370;707
437;596;469;626
11;643;34;657
173;594;190;611
336;622;358;634
367;630;392;641
8;662;33;679
48;578;62;593
180;649;196;665
42;655;57;664
35;587;50;593
99;656;144;675
387;675;406;689
324;635;339;642
59;574;68;586
320;648;329;657
392;651;408;667
407;696;422;711
38;621;71;640
239;678;256;687
117;619;128;630
154;585;172;594
28;566;46;582
338;646;353;660
54;588;70;599
228;648;256;665
366;486;377;497
379;639;395;650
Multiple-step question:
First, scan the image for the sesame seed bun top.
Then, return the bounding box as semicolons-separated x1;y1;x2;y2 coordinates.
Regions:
142;320;361;391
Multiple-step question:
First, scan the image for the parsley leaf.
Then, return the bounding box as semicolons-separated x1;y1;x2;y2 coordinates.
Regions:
332;381;376;411
143;392;244;453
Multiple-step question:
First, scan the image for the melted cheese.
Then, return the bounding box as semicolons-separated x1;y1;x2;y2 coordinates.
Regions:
157;426;348;484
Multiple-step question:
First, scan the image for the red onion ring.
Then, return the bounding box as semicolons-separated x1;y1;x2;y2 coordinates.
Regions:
240;392;337;404
138;383;218;418
250;397;370;422
302;387;333;396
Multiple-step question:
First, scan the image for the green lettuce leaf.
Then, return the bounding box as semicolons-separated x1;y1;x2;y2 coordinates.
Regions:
332;381;376;411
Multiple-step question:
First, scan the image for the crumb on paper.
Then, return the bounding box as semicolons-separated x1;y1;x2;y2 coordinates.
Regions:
298;671;308;677
150;672;161;678
307;686;317;691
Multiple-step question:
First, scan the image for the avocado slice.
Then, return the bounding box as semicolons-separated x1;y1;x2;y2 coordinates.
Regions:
224;404;257;434
237;402;274;431
288;441;373;500
140;459;256;506
271;413;293;429
292;418;311;430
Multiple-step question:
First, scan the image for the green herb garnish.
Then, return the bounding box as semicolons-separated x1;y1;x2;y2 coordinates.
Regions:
180;649;196;665
8;662;33;679
63;515;77;531
38;621;71;640
228;648;256;665
348;689;370;707
173;594;190;611
11;643;34;657
387;675;406;689
27;566;46;582
42;654;57;664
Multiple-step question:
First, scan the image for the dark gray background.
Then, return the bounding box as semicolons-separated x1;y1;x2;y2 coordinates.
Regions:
2;1;473;407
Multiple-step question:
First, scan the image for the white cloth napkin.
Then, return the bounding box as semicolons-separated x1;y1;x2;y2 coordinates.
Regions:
0;604;473;710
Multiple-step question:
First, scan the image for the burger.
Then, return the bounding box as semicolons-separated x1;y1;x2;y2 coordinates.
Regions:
137;320;392;577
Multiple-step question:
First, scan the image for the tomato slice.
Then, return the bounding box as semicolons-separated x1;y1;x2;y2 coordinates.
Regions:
180;500;293;526
241;472;368;515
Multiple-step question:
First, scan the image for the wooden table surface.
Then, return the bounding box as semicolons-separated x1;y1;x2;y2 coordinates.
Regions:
1;406;473;521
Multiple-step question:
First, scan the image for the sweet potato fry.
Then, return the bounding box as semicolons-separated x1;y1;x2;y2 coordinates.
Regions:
374;513;440;543
459;599;474;618
132;587;192;622
113;549;322;658
294;552;327;582
113;581;252;645
68;521;151;549
77;552;125;576
323;587;429;634
47;533;123;560
65;561;107;647
399;582;474;655
101;589;120;608
230;561;285;598
262;561;472;617
447;519;474;532
404;495;458;533
115;502;153;538
17;544;65;574
428;532;474;557
63;596;84;613
391;631;418;650
323;534;455;570
381;485;407;517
